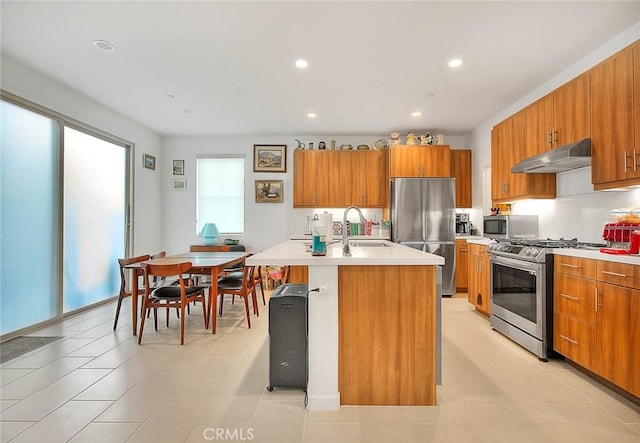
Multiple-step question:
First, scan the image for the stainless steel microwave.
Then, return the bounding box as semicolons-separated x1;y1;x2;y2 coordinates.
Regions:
483;215;539;239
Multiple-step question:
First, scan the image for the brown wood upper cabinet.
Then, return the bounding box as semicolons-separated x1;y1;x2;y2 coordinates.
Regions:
525;73;590;157
491;111;556;203
450;149;472;208
590;42;640;190
293;149;387;208
389;145;451;178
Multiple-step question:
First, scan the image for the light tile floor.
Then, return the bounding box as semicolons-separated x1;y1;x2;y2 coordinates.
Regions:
1;292;639;442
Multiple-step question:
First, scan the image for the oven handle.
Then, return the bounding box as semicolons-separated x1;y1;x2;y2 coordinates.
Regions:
490;254;544;273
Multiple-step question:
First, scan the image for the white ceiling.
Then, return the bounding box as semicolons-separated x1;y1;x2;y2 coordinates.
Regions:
1;1;639;137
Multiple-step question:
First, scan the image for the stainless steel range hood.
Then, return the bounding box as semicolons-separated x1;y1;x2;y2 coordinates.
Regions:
511;138;591;173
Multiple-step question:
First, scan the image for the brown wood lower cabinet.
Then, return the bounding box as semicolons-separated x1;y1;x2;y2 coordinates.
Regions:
467;243;490;315
554;255;640;398
338;265;436;406
287;265;308;284
455;239;468;292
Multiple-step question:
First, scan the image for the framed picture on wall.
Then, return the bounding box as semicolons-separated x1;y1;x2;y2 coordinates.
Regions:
253;144;286;172
143;153;156;170
172;159;184;175
255;180;283;203
173;179;186;191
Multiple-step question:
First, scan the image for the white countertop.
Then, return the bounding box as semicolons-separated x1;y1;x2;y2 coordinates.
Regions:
290;234;390;240
465;237;494;245
553;248;640;265
247;240;445;266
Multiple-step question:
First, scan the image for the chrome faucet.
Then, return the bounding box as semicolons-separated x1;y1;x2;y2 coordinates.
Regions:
342;206;366;256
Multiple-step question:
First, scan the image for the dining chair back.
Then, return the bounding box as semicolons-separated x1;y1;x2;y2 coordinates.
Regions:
217;263;257;329
114;254;151;330
138;261;207;345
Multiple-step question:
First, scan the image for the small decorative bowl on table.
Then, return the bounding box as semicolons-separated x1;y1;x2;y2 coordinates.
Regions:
224;239;240;246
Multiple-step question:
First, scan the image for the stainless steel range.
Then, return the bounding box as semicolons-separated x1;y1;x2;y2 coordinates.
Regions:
487;238;604;361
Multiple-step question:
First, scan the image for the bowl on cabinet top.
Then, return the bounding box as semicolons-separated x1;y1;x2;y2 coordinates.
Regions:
339;144;353;150
356;144;370;150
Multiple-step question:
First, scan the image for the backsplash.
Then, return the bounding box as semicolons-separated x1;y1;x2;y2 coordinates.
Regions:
511;168;640;243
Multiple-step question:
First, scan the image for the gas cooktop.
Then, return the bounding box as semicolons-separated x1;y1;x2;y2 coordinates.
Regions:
488;238;607;262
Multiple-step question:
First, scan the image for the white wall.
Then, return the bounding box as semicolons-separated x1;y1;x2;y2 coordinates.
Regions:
1;56;164;255
469;21;640;243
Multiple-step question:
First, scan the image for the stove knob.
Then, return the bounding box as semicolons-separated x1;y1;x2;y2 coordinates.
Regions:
530;248;539;256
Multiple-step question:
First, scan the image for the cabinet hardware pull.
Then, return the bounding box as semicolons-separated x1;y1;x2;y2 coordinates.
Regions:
601;270;627;278
624;150;629;173
634;149;638;172
560;263;579;269
560;293;579;301
547;131;552;145
553;130;558;144
560;335;579;345
595;287;598;312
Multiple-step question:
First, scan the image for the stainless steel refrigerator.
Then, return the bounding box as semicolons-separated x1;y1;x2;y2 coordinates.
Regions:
390;177;456;296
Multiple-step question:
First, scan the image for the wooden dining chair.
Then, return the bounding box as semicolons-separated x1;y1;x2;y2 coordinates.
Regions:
138;261;207;345
216;264;257;328
113;254;151;330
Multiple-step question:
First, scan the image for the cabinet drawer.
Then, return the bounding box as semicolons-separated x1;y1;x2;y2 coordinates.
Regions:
596;261;640;289
468;243;488;257
554;255;596;279
554;273;596;325
554;313;596;371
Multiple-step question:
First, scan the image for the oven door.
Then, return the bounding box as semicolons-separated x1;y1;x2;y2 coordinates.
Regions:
490;254;545;340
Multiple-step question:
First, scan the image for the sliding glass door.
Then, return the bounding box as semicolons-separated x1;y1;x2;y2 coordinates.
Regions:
63;127;126;312
1;100;60;334
1;95;130;336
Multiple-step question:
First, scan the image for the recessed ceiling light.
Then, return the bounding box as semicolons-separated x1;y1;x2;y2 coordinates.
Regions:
295;59;309;69
448;58;463;68
166;94;176;99
412;111;422;117
426;92;436;98
93;40;115;52
307;112;317;118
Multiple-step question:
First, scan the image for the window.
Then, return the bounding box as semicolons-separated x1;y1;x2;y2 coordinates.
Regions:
196;156;244;234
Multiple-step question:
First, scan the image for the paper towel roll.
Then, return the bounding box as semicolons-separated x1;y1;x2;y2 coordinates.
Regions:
319;212;333;240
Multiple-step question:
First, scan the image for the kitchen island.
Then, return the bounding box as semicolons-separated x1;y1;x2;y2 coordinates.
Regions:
246;240;444;410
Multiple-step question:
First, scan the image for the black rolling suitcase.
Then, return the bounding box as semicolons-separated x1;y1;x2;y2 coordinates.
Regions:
267;283;308;391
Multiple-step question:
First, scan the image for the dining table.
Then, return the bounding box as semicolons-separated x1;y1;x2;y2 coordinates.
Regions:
125;251;248;336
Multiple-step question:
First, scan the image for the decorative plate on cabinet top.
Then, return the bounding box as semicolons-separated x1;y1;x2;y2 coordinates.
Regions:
356;144;370;150
339;144;353;150
374;139;388;150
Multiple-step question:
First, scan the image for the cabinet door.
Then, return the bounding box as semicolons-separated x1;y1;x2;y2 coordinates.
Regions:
467;254;478;305
508;110;528;198
421;146;451;177
591;46;635;186
554;313;596;371
554;73;590;147
450;150;472;207
596;282;633;391
476;255;491;315
554;273;596;325
338;151;359;206
633;41;640;163
390;145;422;177
293;150;315;206
314;151;334;206
491;121;509;200
361;150;387;207
630;287;640;397
525;95;554;157
455;239;468;291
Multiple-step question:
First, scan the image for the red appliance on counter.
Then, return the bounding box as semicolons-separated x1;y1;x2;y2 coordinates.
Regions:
600;223;640;254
